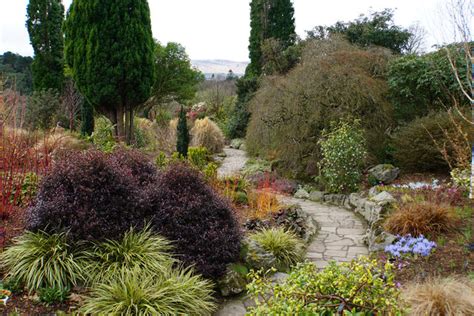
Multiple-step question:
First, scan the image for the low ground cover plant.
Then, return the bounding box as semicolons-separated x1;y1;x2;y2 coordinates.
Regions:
383;201;459;237
247;257;401;314
248;227;304;271
385;235;437;258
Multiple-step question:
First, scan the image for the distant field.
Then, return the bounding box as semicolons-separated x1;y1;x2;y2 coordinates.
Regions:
192;59;249;78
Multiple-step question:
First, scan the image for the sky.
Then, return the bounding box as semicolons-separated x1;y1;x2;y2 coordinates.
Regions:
0;0;468;61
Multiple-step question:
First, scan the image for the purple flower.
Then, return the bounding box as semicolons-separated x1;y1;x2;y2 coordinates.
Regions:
384;235;436;258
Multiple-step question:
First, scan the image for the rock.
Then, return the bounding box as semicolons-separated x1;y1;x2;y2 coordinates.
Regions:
308;191;325;202
217;264;248;297
240;143;247;151
245;240;277;270
372;191;396;205
368;186;379;198
270;272;289;284
215;299;247;316
294;189;310;199
217;152;227;158
368;164;400;184
365;230;397;252
348;193;365;210
230;139;244;149
323;194;346;206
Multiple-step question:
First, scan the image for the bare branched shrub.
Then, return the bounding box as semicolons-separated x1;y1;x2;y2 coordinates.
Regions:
246;38;394;178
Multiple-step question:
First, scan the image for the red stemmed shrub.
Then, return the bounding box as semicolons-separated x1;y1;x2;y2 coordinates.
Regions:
146;163;242;280
26;150;154;242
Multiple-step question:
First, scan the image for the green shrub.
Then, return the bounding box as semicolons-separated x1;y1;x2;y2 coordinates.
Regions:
80;267;216;316
37;286;70;306
188;146;211;169
392;109;472;172
249;227;304;271
234;191;249;204
155;151;169;169
82;227;175;284
318;121;367;193
203;162;218;179
0;231;85;292
91;116;116;152
247;258;401;315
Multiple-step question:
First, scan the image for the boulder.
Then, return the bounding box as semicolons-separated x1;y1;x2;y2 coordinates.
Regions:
244;239;277;270
215;299;247;316
323;194;346;206
294;189;310;199
230;139;244;149
368;164;400;184
372;191;396;205
217;264;248;297
365;230;397;252
308;191;325;202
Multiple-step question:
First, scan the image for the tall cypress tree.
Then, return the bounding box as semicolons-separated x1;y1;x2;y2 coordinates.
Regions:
176;106;189;157
26;0;65;92
247;0;296;77
64;0;154;142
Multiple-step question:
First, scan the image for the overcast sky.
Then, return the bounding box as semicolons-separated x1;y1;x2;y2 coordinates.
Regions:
0;0;467;61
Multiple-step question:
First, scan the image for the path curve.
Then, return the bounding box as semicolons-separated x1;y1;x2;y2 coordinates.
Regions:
215;147;368;315
217;147;248;178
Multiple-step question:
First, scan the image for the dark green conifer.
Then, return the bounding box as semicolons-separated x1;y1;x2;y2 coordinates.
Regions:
64;0;154;142
176;106;189;157
26;0;65;92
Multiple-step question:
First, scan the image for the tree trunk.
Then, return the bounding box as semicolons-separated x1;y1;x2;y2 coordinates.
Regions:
116;105;125;142
124;107;133;145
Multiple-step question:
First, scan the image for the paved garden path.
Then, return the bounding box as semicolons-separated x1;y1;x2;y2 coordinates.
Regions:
217;147;248;178
215;147;368;315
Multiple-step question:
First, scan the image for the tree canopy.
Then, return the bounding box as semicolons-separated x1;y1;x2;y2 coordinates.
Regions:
307;9;412;54
64;0;155;142
26;0;65;92
247;0;296;77
150;42;204;107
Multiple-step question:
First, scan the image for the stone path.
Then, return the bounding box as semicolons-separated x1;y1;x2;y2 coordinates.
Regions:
217;147;248;178
215;148;368;315
278;196;368;268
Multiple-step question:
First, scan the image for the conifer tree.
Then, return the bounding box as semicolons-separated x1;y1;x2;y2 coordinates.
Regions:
64;0;154;142
176;106;189;157
247;0;296;76
26;0;65;92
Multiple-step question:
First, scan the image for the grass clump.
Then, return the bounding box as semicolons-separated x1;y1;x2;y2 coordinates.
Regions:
384;201;459;237
249;227;304;271
37;286;70;305
80;267;216;316
0;231;85;292
190;117;225;154
82;226;175;284
402;278;474;316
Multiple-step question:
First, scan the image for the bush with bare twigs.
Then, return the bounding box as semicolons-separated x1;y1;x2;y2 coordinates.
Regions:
402;278;474;316
246;38;394;179
383;201;458;237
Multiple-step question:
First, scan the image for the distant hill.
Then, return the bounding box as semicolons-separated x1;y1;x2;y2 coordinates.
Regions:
192;59;249;79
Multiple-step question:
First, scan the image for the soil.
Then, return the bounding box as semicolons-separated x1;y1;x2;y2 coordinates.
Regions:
0;294;75;315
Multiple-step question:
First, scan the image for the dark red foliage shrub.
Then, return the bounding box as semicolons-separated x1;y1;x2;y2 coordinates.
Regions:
107;147;158;187
146;163;242;279
26;149;155;242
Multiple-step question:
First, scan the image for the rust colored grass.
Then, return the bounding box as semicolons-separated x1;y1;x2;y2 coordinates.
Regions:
384;201;459;237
